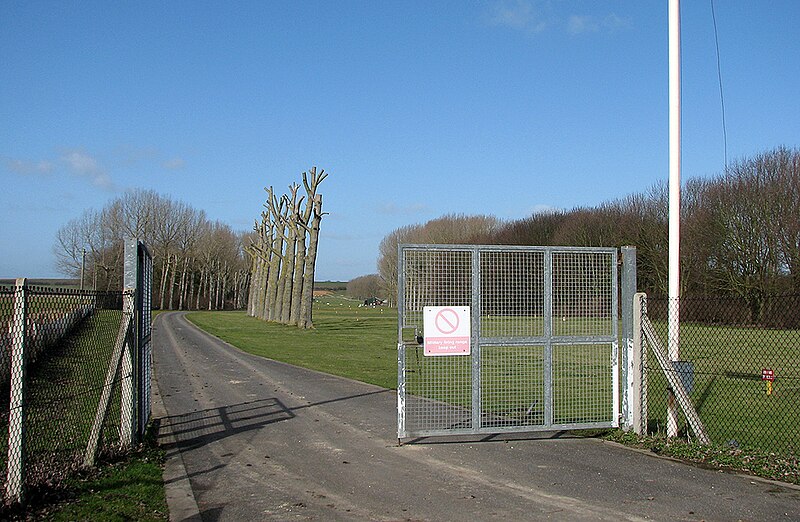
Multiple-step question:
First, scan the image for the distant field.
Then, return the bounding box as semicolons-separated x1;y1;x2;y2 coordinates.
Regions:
313;281;348;291
0;278;80;288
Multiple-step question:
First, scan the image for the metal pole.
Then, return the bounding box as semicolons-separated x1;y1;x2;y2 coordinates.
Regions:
667;0;681;438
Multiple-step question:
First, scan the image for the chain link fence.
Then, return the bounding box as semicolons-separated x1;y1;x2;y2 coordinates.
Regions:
640;294;800;455
0;282;141;506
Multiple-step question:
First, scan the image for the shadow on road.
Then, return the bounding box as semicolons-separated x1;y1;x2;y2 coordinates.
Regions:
159;398;296;452
158;389;393;454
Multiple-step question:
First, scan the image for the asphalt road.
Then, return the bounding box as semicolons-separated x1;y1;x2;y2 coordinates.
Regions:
153;312;800;521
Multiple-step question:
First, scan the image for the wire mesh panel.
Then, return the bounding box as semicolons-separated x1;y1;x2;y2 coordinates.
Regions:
398;245;619;440
481;345;545;428
480;250;545;339
403;346;472;432
0;242;152;507
552;251;615;338
0;283;127;503
552;344;614;426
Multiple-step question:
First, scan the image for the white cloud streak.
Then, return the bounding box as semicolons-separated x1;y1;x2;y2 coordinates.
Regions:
162;157;186;170
490;0;549;33
3;157;54;176
61;150;114;190
568;13;631;35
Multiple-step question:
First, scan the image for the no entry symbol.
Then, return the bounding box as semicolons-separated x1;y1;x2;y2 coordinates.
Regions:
434;308;460;334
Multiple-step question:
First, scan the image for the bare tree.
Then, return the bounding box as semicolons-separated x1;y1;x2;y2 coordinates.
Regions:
347;274;383;300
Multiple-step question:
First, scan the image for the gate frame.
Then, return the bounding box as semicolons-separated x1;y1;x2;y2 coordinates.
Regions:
397;244;637;440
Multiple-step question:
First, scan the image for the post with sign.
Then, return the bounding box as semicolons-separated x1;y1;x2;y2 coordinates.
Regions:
762;368;774;396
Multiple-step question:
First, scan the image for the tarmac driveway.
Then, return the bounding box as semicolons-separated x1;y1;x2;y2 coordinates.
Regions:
153;312;800;521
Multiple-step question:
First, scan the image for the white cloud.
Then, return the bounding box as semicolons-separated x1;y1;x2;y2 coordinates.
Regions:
602;13;631;32
530;204;562;215
568;15;599;34
377;202;431;216
3;157;54;176
568;13;631;35
162;157;186;170
61;150;114;190
490;0;549;33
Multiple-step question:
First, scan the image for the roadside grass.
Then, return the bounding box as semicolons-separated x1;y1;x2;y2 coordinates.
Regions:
604;429;800;486
25;433;167;521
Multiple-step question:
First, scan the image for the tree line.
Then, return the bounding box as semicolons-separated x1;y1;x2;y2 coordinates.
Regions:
376;147;800;321
246;167;327;328
55;189;250;310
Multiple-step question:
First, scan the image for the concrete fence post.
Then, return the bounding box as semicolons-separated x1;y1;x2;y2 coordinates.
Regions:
632;292;647;435
6;278;28;504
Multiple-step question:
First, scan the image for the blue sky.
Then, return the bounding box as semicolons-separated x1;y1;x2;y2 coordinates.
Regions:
2;1;799;281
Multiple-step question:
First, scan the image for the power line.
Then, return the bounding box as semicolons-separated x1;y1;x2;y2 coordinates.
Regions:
710;0;728;170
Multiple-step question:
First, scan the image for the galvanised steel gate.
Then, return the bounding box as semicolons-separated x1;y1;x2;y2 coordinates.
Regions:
397;245;623;440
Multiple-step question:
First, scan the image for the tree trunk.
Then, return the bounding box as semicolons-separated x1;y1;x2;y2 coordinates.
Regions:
290;234;306;326
280;230;296;324
168;253;178;310
159;254;170;310
299;194;324;329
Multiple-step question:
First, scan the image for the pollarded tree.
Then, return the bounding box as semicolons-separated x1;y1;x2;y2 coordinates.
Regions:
246;167;328;328
297;167;328;328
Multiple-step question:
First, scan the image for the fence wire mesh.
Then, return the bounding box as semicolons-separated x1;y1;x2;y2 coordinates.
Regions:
642;294;800;455
399;245;620;439
0;283;130;504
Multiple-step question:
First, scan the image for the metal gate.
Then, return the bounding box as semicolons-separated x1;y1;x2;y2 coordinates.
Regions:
397;245;626;440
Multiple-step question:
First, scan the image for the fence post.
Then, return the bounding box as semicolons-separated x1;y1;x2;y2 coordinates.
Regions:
121;239;139;445
6;278;28;505
620;246;637;429
632;292;647;435
119;291;135;446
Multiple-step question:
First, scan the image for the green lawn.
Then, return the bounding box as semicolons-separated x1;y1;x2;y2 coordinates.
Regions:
187;296;398;389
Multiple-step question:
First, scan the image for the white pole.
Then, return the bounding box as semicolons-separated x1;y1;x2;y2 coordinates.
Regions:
667;0;681;438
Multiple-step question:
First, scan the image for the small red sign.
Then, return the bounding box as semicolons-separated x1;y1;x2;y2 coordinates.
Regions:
762;368;775;381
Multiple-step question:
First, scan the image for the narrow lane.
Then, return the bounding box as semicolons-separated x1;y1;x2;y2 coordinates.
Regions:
154;312;800;521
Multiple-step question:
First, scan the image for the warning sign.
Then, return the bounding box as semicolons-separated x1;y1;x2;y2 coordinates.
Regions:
423;306;470;356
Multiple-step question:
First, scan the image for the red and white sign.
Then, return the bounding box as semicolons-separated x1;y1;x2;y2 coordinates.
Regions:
762;368;775;381
423;306;470;356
